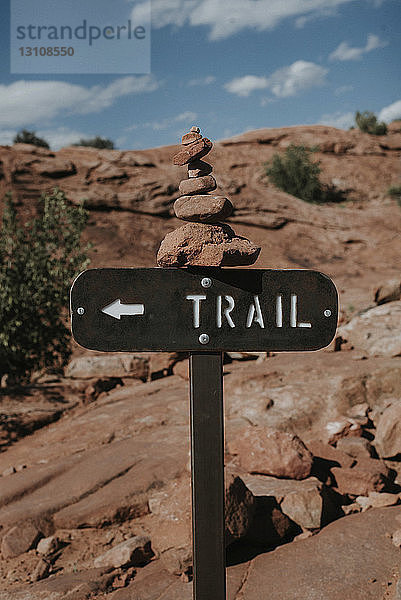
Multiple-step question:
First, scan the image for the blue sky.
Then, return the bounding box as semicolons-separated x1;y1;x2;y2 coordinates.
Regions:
0;0;400;150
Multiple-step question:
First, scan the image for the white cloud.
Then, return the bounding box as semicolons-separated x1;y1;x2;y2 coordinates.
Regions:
268;61;327;97
379;100;401;123
225;61;327;98
260;97;275;106
188;75;216;86
132;0;365;40
224;75;269;97
329;33;387;61
334;84;354;95
295;7;336;28
37;128;89;150
0;76;159;129
129;111;198;131
319;111;354;129
0;130;18;146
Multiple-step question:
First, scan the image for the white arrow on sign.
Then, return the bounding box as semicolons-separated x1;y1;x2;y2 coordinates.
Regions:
102;299;145;320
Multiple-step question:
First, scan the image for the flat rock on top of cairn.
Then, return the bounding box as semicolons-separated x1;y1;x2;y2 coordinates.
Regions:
182;131;202;145
157;125;261;267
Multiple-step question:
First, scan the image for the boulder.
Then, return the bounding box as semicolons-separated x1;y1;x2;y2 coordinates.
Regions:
1;521;42;558
332;458;391;496
93;535;152;568
228;427;313;480
355;491;400;510
157;222;261;267
225;472;256;544
280;487;323;530
307;440;355;469
374;279;401;305
374;401;401;458
65;354;149;380
36;535;59;556
148;472;255;574
244;475;322;530
392;529;401;548
336;437;375;460
338;301;401;357
32;558;50;582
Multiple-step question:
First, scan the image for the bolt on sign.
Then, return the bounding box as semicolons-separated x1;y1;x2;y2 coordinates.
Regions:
70;267;338;353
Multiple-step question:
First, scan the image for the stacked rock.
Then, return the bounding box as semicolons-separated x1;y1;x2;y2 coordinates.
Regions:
157;126;261;267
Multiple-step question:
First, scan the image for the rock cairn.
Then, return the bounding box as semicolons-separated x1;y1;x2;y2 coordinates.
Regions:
157;126;261;267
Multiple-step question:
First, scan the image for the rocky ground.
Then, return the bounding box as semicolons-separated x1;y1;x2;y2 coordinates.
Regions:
0;123;400;598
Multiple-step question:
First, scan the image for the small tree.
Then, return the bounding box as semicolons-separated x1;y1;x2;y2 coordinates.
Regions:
355;111;387;135
73;136;115;149
0;189;91;383
13;129;50;149
265;145;323;203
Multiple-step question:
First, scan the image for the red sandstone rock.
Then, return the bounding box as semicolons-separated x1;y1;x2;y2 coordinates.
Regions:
229;427;313;480
374;401;401;458
32;159;76;178
178;174;217;195
93;535;152;568
173;138;213;165
306;440;355;469
338;302;401;358
374;279;401;305
336;437;375;460
1;521;42;558
188;159;213;178
157;222;261;267
174;195;233;223
182;132;202;145
32;558;50;582
225;472;256;544
332;458;390;496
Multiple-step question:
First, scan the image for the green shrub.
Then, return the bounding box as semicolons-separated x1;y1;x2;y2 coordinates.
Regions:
73;136;115;149
0;189;91;383
13;129;50;149
387;185;401;206
265;145;324;203
265;145;346;204
355;111;387;135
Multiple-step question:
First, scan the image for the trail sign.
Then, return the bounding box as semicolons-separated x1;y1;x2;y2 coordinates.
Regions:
70;267;338;353
70;265;338;600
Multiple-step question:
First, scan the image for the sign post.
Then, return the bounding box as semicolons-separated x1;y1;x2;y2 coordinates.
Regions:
70;266;338;600
190;352;225;599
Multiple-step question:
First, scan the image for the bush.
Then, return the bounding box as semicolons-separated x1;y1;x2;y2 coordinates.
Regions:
0;189;91;383
265;145;324;203
387;185;401;206
73;136;115;149
13;129;50;149
355;111;387;135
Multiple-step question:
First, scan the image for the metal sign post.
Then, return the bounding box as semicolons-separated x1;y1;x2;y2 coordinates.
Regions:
70;266;338;600
190;352;225;599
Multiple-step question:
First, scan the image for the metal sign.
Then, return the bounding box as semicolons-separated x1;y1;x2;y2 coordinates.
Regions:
70;267;338;353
